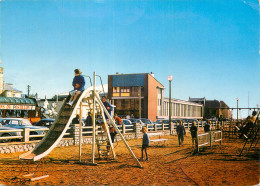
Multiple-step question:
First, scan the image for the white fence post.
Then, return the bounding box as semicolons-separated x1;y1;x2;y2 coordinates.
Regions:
23;128;30;142
122;124;126;134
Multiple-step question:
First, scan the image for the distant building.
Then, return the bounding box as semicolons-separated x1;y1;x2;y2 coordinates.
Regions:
0;64;22;98
189;97;231;120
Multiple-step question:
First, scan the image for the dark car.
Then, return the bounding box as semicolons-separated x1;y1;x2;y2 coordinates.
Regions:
34;119;55;128
122;119;134;130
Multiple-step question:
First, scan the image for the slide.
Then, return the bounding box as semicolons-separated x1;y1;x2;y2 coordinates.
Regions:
19;89;90;161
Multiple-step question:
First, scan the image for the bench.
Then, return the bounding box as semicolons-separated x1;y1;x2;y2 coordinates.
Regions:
150;139;168;146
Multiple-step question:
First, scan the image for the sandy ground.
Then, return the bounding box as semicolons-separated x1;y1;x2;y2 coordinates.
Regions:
0;134;259;185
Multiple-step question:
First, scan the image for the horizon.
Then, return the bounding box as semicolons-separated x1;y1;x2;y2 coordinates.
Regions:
0;0;259;119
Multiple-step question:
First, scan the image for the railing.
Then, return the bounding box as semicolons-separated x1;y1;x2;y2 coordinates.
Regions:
0;120;230;144
197;130;222;152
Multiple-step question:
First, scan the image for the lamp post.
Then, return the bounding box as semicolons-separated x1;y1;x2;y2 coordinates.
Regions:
236;97;239;123
168;75;173;132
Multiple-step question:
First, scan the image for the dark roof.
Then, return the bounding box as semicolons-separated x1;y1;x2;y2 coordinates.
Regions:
189;97;205;102
110;73;164;88
220;101;229;108
0;97;37;105
205;100;220;108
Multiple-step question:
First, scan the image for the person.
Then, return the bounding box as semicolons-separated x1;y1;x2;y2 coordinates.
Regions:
102;96;113;120
130;114;134;118
107;127;118;152
67;69;85;106
85;112;92;126
72;114;80;125
176;121;186;146
204;120;210;133
190;121;198;147
126;115;130;119
252;111;257;123
140;127;149;161
114;113;122;125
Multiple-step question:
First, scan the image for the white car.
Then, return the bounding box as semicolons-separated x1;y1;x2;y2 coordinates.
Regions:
0;118;48;136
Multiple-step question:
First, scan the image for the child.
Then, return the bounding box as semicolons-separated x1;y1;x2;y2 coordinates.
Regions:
141;127;150;161
107;127;117;151
67;69;85;106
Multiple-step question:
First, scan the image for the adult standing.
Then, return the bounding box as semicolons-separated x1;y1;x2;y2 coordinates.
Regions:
67;69;85;106
190;121;198;147
204;120;211;133
176;121;186;146
85;112;92;126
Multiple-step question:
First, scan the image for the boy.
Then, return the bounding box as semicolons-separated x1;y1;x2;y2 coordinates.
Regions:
141;127;150;161
107;127;117;152
67;69;85;106
114;113;122;125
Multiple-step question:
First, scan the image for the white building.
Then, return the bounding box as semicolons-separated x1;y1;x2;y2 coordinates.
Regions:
0;61;22;97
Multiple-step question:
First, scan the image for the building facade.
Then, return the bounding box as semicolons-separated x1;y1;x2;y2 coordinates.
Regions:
0;62;22;98
189;97;231;120
161;98;203;120
108;73;203;121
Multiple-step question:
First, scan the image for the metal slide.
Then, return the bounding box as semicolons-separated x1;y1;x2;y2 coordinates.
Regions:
19;89;91;161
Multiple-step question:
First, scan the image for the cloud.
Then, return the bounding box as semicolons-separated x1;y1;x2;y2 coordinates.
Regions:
242;0;259;11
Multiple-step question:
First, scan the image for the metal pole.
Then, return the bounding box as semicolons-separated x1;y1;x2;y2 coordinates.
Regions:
79;101;82;162
138;86;141;118
91;72;96;164
169;80;171;130
236;98;239;123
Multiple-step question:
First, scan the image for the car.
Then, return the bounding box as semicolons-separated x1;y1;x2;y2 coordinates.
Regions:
130;118;154;129
0;118;48;136
121;119;134;130
34;119;55;128
0;124;22;143
155;119;169;124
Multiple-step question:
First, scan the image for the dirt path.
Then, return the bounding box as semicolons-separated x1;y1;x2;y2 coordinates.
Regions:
0;135;259;185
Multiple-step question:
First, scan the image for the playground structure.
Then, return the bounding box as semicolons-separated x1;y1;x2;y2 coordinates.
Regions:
18;72;142;181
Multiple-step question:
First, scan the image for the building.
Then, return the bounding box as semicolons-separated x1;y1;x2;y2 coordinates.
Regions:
189;97;231;120
161;98;203;120
0;62;22;98
108;73;203;121
108;73;164;121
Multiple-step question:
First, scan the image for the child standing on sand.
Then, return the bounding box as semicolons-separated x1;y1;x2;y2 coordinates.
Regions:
141;127;150;161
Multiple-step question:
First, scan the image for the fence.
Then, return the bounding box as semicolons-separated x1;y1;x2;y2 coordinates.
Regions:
197;130;222;152
0;120;231;144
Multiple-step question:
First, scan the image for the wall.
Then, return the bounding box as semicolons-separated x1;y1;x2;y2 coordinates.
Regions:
147;74;164;121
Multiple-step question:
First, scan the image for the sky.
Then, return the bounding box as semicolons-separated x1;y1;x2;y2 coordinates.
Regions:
0;0;259;119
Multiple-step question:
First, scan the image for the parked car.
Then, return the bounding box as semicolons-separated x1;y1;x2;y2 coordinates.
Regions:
0;118;48;136
129;118;145;127
155;119;169;124
130;118;154;129
121;119;134;130
34;119;55;128
0;124;22;143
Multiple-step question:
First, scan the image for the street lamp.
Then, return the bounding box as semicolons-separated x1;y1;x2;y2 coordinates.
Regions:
236;97;239;123
168;75;173;133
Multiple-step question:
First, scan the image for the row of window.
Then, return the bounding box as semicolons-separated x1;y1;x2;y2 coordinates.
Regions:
112;86;144;97
162;102;202;117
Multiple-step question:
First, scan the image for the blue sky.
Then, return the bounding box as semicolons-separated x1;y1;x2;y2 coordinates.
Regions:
0;0;259;118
